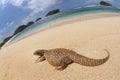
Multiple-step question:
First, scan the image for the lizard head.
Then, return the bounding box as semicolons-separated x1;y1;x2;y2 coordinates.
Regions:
34;49;47;57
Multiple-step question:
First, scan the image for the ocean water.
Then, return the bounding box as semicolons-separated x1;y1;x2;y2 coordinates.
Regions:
7;6;120;46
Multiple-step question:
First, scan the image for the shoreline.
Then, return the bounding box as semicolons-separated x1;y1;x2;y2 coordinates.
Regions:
3;12;120;48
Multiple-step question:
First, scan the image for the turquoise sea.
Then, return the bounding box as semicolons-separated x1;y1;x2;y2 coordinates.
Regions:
6;6;120;46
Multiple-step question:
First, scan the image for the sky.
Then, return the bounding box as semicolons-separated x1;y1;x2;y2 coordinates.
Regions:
0;0;120;43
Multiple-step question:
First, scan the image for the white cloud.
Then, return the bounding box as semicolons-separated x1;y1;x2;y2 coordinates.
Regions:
86;0;114;3
0;0;59;23
0;0;27;7
10;0;27;7
0;0;9;6
23;0;58;23
6;21;14;27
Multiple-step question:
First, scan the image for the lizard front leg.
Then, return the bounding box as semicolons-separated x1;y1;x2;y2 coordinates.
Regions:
35;56;45;63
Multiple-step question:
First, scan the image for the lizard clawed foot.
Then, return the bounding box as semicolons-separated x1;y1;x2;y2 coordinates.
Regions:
55;62;68;71
35;56;45;63
55;66;64;71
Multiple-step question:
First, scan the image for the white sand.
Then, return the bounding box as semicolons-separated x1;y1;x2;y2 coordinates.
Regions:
0;13;120;80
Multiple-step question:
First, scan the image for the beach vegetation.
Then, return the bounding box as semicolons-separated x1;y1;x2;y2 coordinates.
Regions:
36;18;42;22
46;9;60;17
26;21;34;27
13;25;27;35
0;21;34;48
13;21;34;35
100;1;112;6
0;36;13;47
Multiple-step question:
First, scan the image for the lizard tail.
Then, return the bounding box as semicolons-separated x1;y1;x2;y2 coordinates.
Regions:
69;49;110;66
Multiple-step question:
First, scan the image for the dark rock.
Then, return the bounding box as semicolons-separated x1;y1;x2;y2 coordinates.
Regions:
13;25;27;35
26;21;34;26
13;21;34;35
46;9;60;17
36;18;42;22
0;35;13;48
100;1;112;6
0;21;35;48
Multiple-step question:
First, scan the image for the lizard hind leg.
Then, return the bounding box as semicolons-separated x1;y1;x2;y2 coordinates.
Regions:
55;62;68;71
55;57;73;71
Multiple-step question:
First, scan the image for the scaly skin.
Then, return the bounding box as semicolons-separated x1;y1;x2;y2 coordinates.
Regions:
34;48;110;70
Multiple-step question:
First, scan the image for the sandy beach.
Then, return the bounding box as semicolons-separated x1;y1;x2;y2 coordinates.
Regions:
0;12;120;80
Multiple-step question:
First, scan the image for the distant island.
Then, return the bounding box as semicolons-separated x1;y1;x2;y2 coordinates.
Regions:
45;9;60;17
0;35;13;47
14;21;34;35
36;17;42;22
0;21;34;47
100;1;112;6
0;9;60;48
